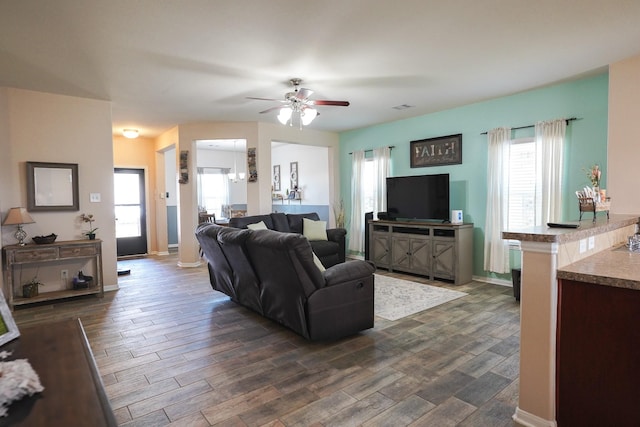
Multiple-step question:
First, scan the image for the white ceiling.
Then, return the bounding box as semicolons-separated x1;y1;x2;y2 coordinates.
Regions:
2;1;640;138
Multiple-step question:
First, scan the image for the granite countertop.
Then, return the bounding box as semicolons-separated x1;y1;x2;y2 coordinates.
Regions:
557;244;640;291
504;214;640;290
502;214;639;244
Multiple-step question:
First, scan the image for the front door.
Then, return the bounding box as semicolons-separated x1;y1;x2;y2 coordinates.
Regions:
114;168;148;256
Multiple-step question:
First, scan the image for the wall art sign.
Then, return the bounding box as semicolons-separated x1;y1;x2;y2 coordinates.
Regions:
247;147;257;182
290;161;298;190
410;134;462;168
178;150;189;184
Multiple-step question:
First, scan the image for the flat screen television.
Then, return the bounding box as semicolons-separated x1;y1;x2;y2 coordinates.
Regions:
386;173;450;221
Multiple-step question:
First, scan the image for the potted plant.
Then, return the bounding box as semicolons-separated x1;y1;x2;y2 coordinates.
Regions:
80;213;98;239
23;276;44;298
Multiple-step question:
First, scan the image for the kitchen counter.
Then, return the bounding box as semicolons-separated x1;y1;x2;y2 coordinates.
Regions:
502;213;639;426
502;213;638;244
557;244;640;290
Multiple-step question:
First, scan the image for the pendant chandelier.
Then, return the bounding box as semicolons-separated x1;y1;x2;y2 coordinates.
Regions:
228;140;245;183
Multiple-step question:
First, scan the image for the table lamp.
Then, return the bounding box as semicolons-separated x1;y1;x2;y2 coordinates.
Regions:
2;207;35;246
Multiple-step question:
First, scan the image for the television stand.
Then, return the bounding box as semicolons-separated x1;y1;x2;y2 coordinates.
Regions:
368;220;473;284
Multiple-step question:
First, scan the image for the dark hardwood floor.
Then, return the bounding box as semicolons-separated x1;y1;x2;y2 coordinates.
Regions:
13;254;520;426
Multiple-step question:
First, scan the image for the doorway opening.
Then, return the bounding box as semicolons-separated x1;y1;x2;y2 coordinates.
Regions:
114;168;148;257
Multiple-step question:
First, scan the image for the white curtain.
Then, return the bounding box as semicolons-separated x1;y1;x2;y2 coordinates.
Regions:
483;127;511;274
348;150;366;253
372;146;391;217
536;119;566;224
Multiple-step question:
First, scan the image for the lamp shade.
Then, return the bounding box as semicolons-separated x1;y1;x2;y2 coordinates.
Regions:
277;107;293;125
2;207;35;225
301;108;318;125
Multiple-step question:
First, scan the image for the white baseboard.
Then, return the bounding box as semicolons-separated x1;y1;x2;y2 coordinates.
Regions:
177;261;202;268
473;275;513;287
104;284;120;292
513;407;557;427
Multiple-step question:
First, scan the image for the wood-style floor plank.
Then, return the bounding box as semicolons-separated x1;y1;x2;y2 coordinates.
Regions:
13;253;519;426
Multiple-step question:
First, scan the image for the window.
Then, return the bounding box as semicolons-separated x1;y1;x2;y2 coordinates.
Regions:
197;168;229;218
506;137;540;229
484;119;565;273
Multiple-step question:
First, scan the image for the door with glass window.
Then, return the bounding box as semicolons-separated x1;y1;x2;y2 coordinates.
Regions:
114;168;148;256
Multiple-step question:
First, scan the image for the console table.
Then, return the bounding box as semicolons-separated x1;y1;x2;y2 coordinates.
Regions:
0;319;117;426
369;220;473;284
3;240;104;310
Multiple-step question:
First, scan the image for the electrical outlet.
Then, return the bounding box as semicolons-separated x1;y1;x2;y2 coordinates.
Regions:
61;270;68;282
579;239;587;253
588;236;595;250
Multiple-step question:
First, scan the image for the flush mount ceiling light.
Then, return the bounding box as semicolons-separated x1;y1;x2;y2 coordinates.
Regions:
122;129;139;139
247;78;349;129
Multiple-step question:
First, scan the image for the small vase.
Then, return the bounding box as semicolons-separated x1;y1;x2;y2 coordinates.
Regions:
593;186;600;202
88;233;96;240
23;284;38;298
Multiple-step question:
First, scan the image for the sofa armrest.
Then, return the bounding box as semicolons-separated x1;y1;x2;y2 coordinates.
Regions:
308;262;374;340
323;260;374;287
326;228;346;263
326;227;346;242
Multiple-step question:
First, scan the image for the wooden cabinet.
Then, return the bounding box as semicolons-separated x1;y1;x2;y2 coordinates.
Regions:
2;319;117;426
369;221;473;285
391;234;431;275
371;230;391;268
3;239;104;309
556;279;640;426
432;235;457;280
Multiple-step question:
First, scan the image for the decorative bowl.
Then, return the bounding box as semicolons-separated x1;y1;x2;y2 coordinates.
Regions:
32;233;57;244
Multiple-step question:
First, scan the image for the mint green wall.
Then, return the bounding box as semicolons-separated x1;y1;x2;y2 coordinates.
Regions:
339;73;609;282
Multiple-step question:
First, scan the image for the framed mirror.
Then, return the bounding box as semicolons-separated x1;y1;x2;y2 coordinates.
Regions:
27;161;79;211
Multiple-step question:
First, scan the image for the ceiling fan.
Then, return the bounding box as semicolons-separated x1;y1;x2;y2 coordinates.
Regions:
247;78;350;127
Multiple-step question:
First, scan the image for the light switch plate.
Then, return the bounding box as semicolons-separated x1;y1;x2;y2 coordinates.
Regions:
579;239;587;253
90;193;101;202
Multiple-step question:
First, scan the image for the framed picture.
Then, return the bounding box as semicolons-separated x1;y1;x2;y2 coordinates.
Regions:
0;291;20;346
247;148;257;182
290;161;298;189
27;161;79;211
178;150;189;184
273;165;280;191
410;134;462;168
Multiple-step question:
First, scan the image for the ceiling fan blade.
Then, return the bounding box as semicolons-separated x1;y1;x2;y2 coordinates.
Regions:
310;100;350;107
295;88;313;99
258;106;284;114
247;96;287;102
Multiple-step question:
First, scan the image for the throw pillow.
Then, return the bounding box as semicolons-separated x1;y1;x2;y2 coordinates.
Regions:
247;221;268;230
312;251;326;272
303;218;328;241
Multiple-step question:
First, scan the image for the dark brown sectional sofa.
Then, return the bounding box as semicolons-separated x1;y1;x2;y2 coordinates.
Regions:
196;223;375;341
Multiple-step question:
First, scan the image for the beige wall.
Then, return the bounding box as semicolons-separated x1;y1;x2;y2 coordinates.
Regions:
608;54;640;214
160;121;339;267
113;135;158;254
0;88;118;292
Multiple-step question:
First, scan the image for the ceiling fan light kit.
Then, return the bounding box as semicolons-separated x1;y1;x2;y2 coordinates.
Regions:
249;78;349;129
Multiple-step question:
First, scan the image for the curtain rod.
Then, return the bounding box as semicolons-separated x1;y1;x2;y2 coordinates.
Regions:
480;117;580;135
348;145;395;155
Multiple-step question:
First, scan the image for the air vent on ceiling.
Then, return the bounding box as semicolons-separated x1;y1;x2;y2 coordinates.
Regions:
392;104;414;110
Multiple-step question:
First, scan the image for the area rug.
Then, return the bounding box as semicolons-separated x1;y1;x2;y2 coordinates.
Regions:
374;274;468;321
